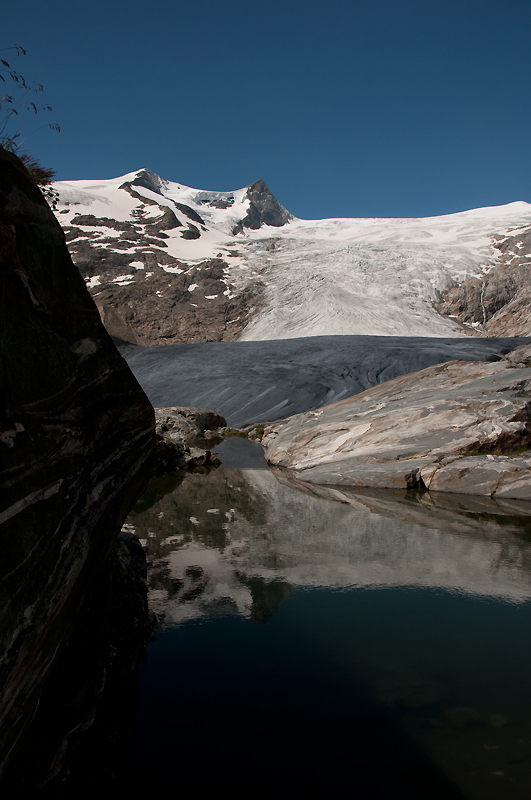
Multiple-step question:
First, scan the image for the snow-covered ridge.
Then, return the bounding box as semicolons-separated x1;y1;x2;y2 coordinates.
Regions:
53;169;531;341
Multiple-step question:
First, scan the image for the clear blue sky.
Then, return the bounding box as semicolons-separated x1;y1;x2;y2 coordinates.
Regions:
2;0;531;219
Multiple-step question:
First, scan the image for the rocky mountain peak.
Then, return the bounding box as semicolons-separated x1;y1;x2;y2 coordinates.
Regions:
232;179;293;235
127;168;169;196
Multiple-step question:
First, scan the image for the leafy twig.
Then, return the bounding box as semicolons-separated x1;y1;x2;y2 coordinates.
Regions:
0;44;60;153
0;44;60;207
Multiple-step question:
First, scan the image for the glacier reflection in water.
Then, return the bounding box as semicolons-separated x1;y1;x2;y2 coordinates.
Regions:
128;438;531;799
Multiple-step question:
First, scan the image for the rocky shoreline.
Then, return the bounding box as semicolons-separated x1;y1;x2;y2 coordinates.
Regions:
262;342;531;500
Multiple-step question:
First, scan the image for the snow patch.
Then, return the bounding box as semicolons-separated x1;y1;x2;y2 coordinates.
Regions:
112;274;135;286
85;275;101;289
162;265;184;274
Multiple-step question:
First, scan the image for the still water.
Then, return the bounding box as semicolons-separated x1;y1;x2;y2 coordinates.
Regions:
126;438;531;799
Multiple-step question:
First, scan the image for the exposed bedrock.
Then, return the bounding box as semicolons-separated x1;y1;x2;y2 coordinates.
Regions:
0;149;155;785
262;343;531;499
231;179;293;235
68;236;265;347
86;258;265;347
435;227;531;336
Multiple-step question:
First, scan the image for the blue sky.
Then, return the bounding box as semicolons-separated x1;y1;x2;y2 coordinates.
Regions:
2;0;531;219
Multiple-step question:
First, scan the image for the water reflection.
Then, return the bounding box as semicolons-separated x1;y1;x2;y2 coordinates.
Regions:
128;439;531;626
128;438;531;799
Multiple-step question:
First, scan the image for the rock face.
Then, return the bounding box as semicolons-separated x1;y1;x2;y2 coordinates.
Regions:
0;148;155;782
435;226;531;336
262;343;531;499
87;255;264;347
231;179;293;234
64;200;265;346
3;529;154;793
53;170;274;347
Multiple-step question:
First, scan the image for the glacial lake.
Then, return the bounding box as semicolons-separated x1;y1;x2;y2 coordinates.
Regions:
125;437;531;799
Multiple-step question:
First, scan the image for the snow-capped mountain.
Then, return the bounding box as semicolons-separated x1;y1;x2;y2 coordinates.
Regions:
52;169;531;345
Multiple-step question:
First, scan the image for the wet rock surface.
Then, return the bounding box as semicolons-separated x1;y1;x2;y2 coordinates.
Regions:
0;148;155;787
263;343;531;498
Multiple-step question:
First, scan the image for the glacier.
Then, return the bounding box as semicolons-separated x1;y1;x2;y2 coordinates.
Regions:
52;169;531;341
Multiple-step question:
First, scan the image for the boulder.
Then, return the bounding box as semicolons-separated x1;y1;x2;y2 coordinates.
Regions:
0;148;155;782
263;343;531;499
155;406;227;445
154;406;226;472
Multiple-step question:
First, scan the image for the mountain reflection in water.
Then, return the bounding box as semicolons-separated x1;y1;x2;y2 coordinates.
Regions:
127;438;531;799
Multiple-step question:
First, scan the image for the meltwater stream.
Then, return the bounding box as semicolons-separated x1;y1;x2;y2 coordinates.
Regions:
125;438;531;799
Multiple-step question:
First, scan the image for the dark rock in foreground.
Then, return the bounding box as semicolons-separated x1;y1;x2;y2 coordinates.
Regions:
2;530;154;795
0;148;155;786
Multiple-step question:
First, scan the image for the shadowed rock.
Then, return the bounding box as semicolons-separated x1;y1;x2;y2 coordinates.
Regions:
127;167;168;196
0;148;155;784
